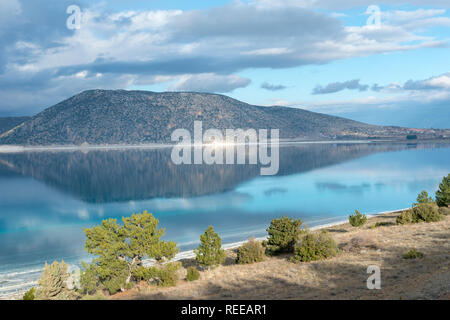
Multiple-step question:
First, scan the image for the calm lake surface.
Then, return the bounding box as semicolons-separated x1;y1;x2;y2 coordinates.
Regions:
0;142;449;296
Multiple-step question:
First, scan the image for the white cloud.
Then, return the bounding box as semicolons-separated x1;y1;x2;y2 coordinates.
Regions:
424;74;450;89
269;72;450;116
241;48;293;55
169;73;251;93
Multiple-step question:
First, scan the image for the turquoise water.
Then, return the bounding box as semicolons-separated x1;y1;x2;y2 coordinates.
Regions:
0;142;449;296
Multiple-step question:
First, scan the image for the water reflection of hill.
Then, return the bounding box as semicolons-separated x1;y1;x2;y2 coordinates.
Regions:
0;142;446;203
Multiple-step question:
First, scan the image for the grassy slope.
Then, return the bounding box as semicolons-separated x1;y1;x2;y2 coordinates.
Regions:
113;212;450;300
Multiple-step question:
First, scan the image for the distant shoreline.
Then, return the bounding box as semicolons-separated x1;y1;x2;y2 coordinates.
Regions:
1;138;448;154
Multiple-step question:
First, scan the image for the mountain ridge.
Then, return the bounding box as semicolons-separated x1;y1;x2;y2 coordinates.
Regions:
0;89;448;146
0;116;31;136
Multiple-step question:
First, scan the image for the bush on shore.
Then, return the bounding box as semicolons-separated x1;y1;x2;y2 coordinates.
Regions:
186;267;200;282
403;249;424;259
263;217;303;255
349;210;367;227
132;262;181;287
154;262;181;287
195;226;226;269
291;231;339;263
236;238;265;264
396;210;415;225
413;203;444;222
397;203;443;225
374;221;394;228
438;206;450;216
23;287;35;300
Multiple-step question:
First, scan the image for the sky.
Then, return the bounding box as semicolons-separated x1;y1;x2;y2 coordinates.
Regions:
0;0;449;128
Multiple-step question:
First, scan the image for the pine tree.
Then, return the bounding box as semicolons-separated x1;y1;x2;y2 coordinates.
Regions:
436;174;450;207
414;190;433;206
83;211;178;294
195;226;226;268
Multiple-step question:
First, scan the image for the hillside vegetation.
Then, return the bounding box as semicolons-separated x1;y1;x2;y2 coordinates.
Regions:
1;90;447;146
0;116;30;135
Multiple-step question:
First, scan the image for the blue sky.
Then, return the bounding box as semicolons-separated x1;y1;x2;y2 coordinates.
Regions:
0;0;449;128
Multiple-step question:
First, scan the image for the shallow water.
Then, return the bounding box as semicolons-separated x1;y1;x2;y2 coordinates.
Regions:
0;142;449;296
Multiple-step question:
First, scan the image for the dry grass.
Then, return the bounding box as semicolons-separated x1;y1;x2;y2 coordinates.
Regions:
112;212;450;300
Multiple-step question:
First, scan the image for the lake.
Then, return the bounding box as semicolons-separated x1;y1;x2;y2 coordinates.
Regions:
0;141;449;297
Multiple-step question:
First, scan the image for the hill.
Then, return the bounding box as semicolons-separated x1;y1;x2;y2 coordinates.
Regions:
0;117;30;136
0;90;447;145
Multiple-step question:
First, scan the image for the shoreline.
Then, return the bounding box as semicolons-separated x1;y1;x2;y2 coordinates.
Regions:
1;139;448;154
0;207;408;300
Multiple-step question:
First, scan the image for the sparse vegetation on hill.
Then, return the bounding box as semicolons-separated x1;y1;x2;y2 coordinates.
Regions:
263;217;303;255
0;116;30;135
236;238;266;264
195;226;226;269
396;186;447;225
403;249;424;260
186;267;200;282
349;210;367;227
1;90;448;146
291;230;339;263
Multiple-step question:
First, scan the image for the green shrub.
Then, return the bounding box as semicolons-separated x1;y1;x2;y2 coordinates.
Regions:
291;231;339;263
396;210;415;225
80;262;99;295
397;204;443;225
262;217;303;255
35;261;77;300
374;221;394;227
102;272;128;295
436;174;450;207
438;206;450;216
195;226;226;268
413;203;443;222
236;238;265;264
133;262;181;287
156;262;180;287
414;190;434;206
94;256;129;295
132;265;157;282
403;249;424;259
186;267;200;282
349;210;367;227
23;287;35;300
